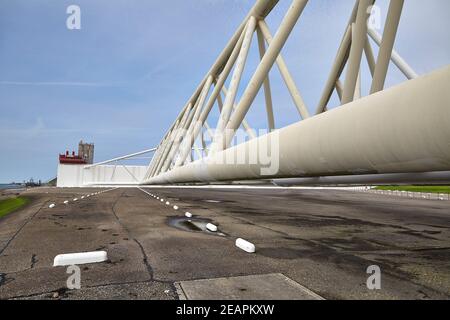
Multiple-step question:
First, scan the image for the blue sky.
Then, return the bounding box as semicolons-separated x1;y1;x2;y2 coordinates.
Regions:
0;0;449;182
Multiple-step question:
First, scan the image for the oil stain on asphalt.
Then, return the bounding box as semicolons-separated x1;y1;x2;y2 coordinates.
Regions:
167;216;227;237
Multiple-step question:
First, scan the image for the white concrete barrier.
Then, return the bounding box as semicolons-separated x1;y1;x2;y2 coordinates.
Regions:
235;238;256;253
53;251;108;267
206;223;218;232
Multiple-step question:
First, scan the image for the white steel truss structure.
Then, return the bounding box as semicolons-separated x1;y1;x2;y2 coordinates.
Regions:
139;0;450;186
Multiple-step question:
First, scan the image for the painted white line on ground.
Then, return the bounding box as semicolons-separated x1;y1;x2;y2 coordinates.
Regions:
53;251;108;267
138;187;166;206
236;238;256;253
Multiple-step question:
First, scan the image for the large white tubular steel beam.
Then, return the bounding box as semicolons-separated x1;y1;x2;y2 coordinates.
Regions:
173;31;246;167
370;0;404;94
256;27;275;130
146;0;279;176
221;86;257;139
364;36;376;77
147;104;191;178
341;0;371;104
173;2;281;168
315;25;352;114
368;28;418;80
148;128;175;177
151;109;189;177
258;20;309;120
157;85;209;175
273;171;450;187
143;66;450;185
161;75;214;173
222;0;309;150
211;17;257;153
145;0;445;186
315;0;359;114
85;148;157;169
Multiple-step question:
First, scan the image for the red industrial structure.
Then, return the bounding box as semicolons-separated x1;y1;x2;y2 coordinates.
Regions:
59;140;94;165
59;151;87;165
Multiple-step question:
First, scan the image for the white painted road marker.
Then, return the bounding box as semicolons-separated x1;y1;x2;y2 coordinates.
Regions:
185;212;193;218
53;251;108;267
235;238;256;253
206;223;218;232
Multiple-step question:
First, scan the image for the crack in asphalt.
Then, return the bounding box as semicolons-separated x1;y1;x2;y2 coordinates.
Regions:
132;238;154;280
0;201;47;256
111;189;176;290
0;199;48;289
30;254;37;269
110;190;155;279
2;189;178;299
0;252;39;279
5;278;176;300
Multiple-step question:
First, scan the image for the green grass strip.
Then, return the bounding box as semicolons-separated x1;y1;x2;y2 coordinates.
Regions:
375;186;450;194
0;196;30;219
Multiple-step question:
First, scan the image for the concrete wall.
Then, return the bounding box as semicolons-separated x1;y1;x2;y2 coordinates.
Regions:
57;164;147;187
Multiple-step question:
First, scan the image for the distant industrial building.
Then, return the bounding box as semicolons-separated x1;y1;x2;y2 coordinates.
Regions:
78;140;94;164
59;140;94;165
57;140;148;187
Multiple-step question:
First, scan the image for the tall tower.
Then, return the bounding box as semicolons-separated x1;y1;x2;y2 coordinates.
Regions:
78;140;95;164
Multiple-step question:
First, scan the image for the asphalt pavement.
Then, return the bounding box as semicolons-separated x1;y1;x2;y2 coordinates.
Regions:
0;186;449;300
